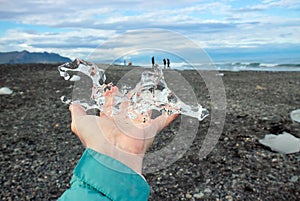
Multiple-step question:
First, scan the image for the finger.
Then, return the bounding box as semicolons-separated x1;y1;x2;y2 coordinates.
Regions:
103;85;122;98
103;86;121;116
152;113;179;133
69;103;87;134
69;103;87;119
119;98;129;111
125;88;136;99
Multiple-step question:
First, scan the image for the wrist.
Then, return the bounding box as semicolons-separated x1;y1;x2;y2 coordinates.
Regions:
119;153;144;174
91;146;145;174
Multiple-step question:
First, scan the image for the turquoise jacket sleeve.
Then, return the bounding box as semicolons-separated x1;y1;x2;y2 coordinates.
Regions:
58;148;150;201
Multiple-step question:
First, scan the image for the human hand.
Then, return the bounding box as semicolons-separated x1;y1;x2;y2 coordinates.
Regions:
69;86;178;174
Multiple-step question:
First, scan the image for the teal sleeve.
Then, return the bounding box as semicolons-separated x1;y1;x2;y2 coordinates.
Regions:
58;148;150;201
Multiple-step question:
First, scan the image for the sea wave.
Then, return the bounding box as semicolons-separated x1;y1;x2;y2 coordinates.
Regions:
121;61;300;71
173;62;300;71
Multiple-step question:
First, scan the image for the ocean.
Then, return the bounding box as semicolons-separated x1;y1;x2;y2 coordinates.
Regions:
172;62;300;71
123;61;300;72
113;49;300;71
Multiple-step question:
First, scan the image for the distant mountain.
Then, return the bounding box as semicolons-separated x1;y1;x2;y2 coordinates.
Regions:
0;50;72;64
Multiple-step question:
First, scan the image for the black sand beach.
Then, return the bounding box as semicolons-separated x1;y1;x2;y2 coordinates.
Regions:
0;64;299;200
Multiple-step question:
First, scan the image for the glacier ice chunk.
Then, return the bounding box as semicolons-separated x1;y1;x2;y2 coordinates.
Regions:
290;109;300;123
58;58;209;122
69;75;81;81
0;87;13;95
259;132;300;154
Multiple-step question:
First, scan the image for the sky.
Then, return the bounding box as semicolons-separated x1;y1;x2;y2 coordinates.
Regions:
0;0;299;63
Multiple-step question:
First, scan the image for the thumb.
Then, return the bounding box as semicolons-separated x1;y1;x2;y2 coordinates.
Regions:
69;103;87;119
152;113;179;133
69;103;87;134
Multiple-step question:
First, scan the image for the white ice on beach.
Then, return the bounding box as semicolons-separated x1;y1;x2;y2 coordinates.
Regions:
259;132;300;154
58;58;209;122
0;87;13;95
290;109;300;123
69;75;81;81
215;73;224;76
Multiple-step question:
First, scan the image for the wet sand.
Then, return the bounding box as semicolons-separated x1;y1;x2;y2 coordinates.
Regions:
0;64;299;200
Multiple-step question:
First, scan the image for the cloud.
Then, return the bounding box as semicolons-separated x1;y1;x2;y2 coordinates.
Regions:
263;0;300;9
0;0;299;60
0;28;117;59
232;0;300;12
86;29;214;64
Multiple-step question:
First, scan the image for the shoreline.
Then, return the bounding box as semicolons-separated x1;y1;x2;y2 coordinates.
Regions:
0;64;299;200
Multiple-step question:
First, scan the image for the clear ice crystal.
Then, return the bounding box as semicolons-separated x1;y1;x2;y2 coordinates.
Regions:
58;58;208;121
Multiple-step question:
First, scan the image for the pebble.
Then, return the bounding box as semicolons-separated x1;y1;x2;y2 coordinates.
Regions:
193;192;204;198
204;188;212;194
186;193;192;199
290;175;298;182
225;195;233;201
2;64;300;200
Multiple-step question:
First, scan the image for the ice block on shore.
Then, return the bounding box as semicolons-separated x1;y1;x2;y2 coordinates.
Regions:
58;58;208;122
0;87;13;95
259;132;300;154
290;109;300;123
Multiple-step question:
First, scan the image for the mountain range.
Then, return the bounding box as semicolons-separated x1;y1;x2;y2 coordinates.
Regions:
0;50;71;64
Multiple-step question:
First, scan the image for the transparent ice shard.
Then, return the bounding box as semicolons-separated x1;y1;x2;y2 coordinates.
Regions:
58;59;208;121
259;132;300;154
290;109;300;123
0;87;13;95
58;58;107;110
69;75;81;81
128;68;208;121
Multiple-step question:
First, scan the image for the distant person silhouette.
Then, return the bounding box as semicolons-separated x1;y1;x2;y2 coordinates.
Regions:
167;58;170;69
163;58;166;69
151;56;155;67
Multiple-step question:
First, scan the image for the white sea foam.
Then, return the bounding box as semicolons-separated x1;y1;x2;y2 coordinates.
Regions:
259;63;277;67
161;61;300;71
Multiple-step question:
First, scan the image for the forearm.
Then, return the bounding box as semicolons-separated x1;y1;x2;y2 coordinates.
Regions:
59;148;150;201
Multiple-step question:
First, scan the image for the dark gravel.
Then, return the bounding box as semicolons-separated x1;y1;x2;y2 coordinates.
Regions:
0;64;299;200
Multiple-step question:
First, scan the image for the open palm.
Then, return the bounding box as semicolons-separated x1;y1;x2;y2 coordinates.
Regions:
69;87;177;173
